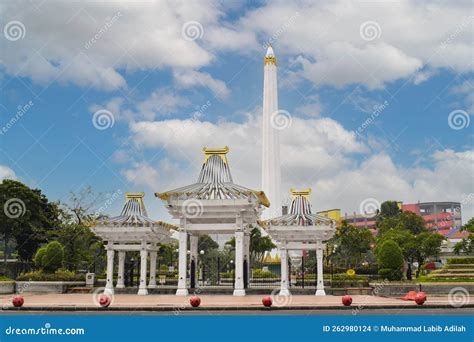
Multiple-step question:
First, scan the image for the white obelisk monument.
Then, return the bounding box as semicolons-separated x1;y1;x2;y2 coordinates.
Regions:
262;45;282;219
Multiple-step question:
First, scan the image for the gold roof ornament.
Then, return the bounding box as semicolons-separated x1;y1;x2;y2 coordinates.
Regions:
203;146;229;164
264;44;277;66
125;192;145;199
290;188;312;200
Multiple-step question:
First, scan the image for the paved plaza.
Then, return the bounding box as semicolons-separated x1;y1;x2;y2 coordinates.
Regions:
1;294;472;311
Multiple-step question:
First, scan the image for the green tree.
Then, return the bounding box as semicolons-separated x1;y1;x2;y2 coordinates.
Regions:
376;201;401;222
226;227;275;263
54;224;104;271
377;211;426;236
377;210;443;279
375;229;416;279
454;218;474;255
198;235;219;254
39;241;64;272
376;239;404;280
0;180;61;265
330;220;374;269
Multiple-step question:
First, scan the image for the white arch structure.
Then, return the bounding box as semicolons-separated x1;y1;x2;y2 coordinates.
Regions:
261;188;336;296
156;147;269;296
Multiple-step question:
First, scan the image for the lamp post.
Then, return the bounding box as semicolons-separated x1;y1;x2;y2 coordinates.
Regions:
199;250;205;285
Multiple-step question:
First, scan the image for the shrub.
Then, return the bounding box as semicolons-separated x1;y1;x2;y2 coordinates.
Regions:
376;240;404;280
252;269;276;278
41;241;64;272
0;276;14;282
447;257;474;265
34;247;47;268
16;269;84;281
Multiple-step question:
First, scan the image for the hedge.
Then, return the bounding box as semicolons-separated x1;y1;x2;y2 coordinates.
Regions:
16;270;84;281
447;257;474;265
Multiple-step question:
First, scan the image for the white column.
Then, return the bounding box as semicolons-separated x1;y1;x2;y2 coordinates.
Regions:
116;251;125;289
234;230;245;296
176;230;189;296
104;245;115;295
148;250;157;289
315;240;325;296
279;245;290;296
138;242;148;295
261;45;281;220
190;235;198;288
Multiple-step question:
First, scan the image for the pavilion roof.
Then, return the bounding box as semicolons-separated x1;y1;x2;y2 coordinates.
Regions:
96;192;176;229
261;188;335;227
155;147;270;207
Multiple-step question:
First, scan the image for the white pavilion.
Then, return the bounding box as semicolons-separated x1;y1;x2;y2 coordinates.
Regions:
155;146;269;296
91;192;176;295
261;188;336;296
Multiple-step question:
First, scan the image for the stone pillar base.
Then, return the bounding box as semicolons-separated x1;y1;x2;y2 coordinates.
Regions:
176;288;189;296
137;288;148;296
278;289;291;296
104;288;114;295
115;285;125;289
315;289;326;296
233;289;246;296
147;285;157;289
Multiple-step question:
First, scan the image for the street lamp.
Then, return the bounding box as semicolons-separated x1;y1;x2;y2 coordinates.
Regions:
199;250;205;255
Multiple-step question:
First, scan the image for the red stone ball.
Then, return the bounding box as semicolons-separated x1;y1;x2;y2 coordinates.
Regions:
12;295;24;308
262;296;272;307
99;294;111;308
415;292;427;305
342;295;352;306
190;296;201;308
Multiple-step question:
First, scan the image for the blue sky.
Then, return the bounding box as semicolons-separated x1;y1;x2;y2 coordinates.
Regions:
0;0;473;221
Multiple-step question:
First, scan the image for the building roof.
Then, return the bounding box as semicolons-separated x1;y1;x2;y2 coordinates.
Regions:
155;147;270;207
97;192;176;229
262;188;334;226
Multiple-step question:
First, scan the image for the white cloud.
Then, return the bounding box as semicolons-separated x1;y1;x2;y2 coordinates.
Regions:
2;1;472;93
0;0;219;90
89;88;190;122
124;113;474;221
451;79;474;114
0;165;17;180
231;1;473;88
174;70;230;99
